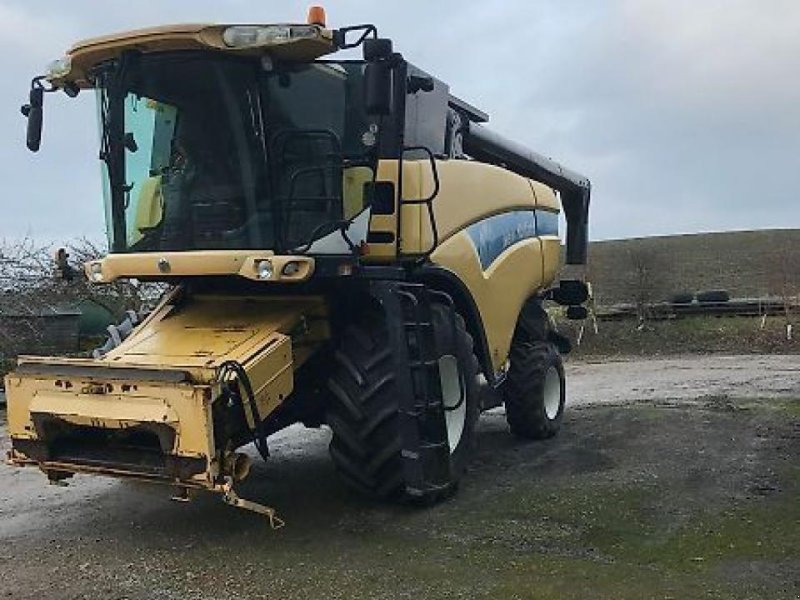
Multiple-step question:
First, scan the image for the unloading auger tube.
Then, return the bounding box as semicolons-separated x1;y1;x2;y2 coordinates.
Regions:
462;122;591;266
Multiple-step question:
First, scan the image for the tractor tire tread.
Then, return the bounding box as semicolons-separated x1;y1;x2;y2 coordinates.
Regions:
504;341;564;440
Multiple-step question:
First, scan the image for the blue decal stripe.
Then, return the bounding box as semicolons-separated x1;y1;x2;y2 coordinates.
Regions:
536;210;559;236
466;209;559;270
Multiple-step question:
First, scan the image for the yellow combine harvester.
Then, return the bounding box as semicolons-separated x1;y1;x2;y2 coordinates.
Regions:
9;7;591;519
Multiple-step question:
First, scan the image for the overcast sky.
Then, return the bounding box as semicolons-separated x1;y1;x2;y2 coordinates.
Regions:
1;0;798;246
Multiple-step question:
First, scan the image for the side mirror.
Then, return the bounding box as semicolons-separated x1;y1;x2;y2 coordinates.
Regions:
364;62;392;115
363;38;394;116
24;86;44;152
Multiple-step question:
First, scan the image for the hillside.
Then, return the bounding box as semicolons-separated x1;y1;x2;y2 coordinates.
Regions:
584;228;800;306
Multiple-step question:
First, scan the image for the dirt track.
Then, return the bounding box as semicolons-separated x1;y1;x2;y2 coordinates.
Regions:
0;355;798;599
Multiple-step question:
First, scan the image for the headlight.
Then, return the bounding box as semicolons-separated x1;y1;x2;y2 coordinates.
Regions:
222;25;319;49
46;56;72;80
282;261;301;277
255;259;273;280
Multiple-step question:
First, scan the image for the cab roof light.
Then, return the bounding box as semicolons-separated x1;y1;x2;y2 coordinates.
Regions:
46;55;72;81
222;25;320;49
307;6;326;27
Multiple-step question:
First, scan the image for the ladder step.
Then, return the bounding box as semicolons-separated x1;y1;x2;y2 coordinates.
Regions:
408;360;438;368
402;401;443;413
400;443;448;456
396;284;452;493
405;482;451;497
419;441;448;450
401;410;443;422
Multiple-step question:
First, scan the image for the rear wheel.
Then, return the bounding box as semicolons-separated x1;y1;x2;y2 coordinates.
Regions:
504;341;565;439
326;302;479;501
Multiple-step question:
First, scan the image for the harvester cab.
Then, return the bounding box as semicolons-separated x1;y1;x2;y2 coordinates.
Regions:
10;7;591;520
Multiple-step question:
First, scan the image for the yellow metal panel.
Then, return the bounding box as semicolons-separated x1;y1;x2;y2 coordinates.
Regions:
369;159;535;257
5;373;35;440
89;251;315;283
398;161;425;255
119;328;265;363
541;237;562;287
104;295;320;380
530;180;560;211
29;393;179;426
363;159;429;259
418;160;539;249
364;159;562;264
363;160;401;261
6;373;213;459
177;387;215;457
342;166;373;219
369;214;397;233
431;233;545;371
92;250;258;281
241;335;294;421
365;214;398;261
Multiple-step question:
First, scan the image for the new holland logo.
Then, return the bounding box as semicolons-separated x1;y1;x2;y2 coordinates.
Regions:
466;209;559;270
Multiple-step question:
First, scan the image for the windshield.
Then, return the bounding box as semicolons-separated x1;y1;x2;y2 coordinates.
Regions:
95;54;376;254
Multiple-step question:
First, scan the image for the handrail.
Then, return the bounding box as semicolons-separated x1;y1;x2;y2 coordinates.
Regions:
397;145;441;260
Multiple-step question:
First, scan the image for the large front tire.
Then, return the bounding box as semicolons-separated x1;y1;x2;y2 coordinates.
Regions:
326;302;479;502
504;341;565;439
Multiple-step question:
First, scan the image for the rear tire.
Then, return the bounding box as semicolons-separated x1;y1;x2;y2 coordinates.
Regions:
326;302;479;502
504;341;565;439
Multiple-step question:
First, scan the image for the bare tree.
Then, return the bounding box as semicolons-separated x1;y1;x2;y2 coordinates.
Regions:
767;241;799;339
0;238;167;368
0;237;53;290
2;237;165;312
625;244;669;324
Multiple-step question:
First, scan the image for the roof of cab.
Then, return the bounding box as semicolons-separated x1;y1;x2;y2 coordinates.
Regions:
57;23;336;87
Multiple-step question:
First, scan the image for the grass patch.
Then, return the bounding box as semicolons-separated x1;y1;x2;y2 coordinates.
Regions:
487;479;798;565
437;401;800;598
560;315;799;357
455;472;800;598
734;397;800;417
775;398;800;417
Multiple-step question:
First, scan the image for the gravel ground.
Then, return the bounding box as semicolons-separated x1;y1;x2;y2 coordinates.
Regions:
0;354;798;599
566;354;800;406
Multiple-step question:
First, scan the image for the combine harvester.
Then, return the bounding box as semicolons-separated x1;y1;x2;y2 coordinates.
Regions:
9;7;591;523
